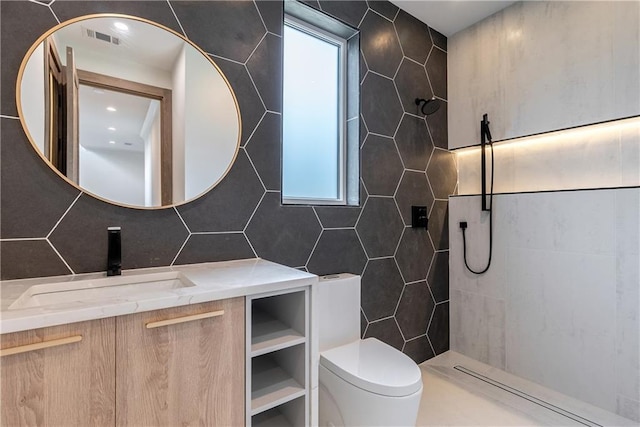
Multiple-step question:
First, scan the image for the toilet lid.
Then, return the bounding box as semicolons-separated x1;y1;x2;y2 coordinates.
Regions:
320;338;422;397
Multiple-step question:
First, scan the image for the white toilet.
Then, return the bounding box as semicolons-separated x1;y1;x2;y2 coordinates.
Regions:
316;274;423;426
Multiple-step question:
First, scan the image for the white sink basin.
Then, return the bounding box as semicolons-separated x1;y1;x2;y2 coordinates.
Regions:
8;271;196;310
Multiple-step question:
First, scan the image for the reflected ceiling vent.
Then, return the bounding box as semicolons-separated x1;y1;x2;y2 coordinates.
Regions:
83;27;120;46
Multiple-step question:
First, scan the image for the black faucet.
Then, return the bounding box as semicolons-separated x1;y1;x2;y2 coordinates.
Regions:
107;227;121;276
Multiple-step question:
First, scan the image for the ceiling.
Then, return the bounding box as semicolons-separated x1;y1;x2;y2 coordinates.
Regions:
389;1;517;37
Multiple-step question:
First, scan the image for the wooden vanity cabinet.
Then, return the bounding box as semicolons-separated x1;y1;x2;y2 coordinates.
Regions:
115;298;245;426
0;318;116;427
1;297;245;427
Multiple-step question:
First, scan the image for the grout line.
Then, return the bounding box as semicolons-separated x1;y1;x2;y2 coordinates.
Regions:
366;7;393;24
310;207;323;230
368;315;394;324
353;228;370;261
0;237;47;242
243;61;268;112
404;333;426;344
366;131;393;140
367;255;395;262
242;147;268;192
392;5;401;22
403;55;424;68
170;234;191;266
243;190;267;233
46;192;82;239
46;238;75;275
166;0;187;38
207;52;244;66
191;230;246;235
252;0;269;34
425;332;436;356
366;69;395;81
243;231;259;258
404;111;425;120
392;283;406;317
362;321;369;338
360;307;370;323
360;69;369;86
244;31;268;66
244;110;267;147
304;228;324;269
424;45;435;94
392;19;406;59
173;207;191;234
47;3;60;24
393;315;407;342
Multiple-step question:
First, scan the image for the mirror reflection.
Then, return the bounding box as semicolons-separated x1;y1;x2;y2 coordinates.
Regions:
19;15;240;208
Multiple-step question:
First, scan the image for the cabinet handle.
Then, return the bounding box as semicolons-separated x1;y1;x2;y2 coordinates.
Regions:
145;310;225;329
0;335;83;357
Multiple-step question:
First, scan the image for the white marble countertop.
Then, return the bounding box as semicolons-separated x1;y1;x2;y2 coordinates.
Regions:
0;258;317;334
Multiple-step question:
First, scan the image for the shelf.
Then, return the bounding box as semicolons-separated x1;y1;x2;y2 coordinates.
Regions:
252;409;292;427
251;309;306;357
251;356;305;416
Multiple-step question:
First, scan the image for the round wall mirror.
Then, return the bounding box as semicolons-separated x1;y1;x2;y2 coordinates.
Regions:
17;14;241;209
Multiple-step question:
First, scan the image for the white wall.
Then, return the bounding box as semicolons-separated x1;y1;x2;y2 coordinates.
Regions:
79;147;145;206
448;1;640;149
449;190;639;421
20;42;45;152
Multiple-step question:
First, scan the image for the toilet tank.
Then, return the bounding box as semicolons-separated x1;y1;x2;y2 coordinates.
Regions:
317;274;360;352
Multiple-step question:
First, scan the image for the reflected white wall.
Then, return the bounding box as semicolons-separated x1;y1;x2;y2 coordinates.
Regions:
184;44;238;200
172;45;186;202
20;43;45;151
79;147;145;206
142;102;161;207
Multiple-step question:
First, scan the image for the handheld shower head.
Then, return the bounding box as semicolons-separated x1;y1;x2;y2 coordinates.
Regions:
482;113;492;142
415;97;441;116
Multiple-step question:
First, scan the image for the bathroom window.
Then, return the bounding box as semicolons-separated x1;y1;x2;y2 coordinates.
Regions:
282;3;359;206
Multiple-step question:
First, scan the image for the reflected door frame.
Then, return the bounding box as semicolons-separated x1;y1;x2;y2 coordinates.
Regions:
77;70;173;205
43;37;66;175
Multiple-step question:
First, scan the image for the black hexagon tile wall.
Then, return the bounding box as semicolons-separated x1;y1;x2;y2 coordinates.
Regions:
0;0;454;364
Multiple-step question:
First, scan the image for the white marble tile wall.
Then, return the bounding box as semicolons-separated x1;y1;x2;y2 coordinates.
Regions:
448;1;640;149
456;118;640;195
449;188;640;421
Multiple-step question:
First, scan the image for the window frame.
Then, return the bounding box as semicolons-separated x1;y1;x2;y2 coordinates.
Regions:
281;14;349;206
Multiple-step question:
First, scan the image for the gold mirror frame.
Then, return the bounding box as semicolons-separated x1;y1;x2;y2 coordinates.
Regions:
16;13;242;210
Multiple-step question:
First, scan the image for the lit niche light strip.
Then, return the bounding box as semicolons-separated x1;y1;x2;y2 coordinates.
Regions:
453;115;640;195
453;115;640;156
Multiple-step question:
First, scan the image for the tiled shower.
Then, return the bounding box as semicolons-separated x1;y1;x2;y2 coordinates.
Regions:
447;1;639;421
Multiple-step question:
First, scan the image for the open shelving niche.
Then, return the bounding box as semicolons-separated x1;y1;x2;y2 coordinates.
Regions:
246;288;309;427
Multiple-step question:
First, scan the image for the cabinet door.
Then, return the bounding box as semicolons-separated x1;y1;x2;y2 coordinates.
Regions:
0;318;116;426
116;298;245;426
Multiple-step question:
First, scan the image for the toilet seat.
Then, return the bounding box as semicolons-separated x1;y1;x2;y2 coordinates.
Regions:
319;337;422;397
